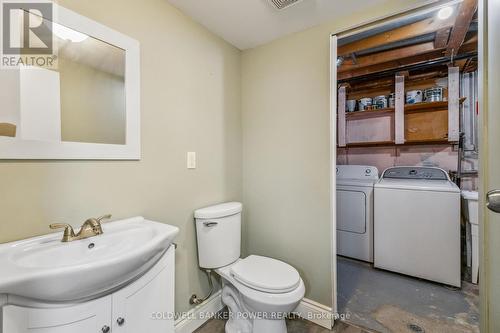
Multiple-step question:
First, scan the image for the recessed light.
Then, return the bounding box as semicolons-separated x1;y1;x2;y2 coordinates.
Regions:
438;6;454;20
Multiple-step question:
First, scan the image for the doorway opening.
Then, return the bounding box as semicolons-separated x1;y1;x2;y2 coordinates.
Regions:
331;1;479;332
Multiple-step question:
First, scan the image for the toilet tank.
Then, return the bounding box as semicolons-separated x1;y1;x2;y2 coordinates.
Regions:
194;202;242;269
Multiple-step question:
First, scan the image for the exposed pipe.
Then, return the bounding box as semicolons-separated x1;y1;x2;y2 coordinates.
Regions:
189;269;214;305
450;70;479;188
338;53;478;84
355;33;436;57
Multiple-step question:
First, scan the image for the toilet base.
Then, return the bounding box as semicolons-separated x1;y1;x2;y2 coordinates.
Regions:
221;284;290;333
224;309;288;333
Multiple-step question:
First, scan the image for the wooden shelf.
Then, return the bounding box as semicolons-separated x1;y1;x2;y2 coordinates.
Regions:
337;69;464;146
339;139;455;148
405;98;466;114
342;141;395;147
346;108;394;119
345;98;466;120
403;139;455;145
405;101;448;113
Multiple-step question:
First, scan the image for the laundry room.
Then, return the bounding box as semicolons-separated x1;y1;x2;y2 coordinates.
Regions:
334;1;480;331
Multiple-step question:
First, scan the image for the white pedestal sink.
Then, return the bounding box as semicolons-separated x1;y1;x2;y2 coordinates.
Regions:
0;216;179;302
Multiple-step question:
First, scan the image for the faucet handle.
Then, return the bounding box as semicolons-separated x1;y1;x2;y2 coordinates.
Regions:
49;223;76;241
96;214;112;224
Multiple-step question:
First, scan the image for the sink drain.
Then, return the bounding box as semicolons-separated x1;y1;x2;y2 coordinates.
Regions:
88;243;95;249
407;323;425;333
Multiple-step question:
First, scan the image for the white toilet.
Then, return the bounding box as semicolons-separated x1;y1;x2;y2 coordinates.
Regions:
194;202;305;333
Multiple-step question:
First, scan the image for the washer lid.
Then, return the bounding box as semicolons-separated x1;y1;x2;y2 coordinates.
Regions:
230;255;300;293
376;178;460;193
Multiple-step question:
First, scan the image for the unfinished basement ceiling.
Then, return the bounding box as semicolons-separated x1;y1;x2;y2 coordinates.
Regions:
166;0;412;50
337;0;478;82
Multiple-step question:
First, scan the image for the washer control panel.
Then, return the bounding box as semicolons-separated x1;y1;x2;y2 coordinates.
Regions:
382;167;449;180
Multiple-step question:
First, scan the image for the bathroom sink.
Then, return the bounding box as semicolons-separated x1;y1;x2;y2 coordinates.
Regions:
0;217;179;302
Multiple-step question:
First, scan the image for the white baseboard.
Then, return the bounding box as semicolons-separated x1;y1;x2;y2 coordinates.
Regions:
175;290;224;333
174;293;334;332
293;298;334;329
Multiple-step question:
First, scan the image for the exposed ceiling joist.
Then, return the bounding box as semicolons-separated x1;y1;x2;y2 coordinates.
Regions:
338;40;476;81
338;15;456;57
339;42;436;73
446;0;478;57
434;28;451;48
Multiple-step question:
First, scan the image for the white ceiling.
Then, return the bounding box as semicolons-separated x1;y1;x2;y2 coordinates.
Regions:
166;0;390;50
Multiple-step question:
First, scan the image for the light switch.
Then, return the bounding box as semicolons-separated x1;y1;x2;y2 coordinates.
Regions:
187;152;196;169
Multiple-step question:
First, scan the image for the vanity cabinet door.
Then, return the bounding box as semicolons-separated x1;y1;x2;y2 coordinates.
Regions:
2;296;112;333
112;247;175;333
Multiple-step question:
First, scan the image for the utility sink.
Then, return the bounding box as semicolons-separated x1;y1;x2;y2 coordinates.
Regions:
0;217;179;302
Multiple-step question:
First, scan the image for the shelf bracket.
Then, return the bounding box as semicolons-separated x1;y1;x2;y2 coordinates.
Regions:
395;74;405;144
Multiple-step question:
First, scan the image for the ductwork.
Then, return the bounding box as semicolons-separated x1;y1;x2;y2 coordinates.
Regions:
269;0;304;10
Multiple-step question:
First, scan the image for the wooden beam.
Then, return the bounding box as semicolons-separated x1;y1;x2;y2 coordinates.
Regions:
434;28;451;48
448;67;460;141
350;77;394;91
339;42;436;73
395;75;405;144
338;16;455;56
338;86;347;147
338;41;476;81
446;0;478;57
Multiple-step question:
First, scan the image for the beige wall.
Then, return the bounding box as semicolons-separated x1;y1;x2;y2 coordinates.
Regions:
241;0;425;306
0;69;20;129
0;0;241;315
0;0;439;315
59;57;126;144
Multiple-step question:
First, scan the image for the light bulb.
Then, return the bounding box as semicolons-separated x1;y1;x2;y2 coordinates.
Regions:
438;6;454;20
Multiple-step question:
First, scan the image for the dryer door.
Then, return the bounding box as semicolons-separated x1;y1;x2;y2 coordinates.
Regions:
337;189;366;234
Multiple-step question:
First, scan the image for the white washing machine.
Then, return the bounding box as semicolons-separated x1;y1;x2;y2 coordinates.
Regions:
336;165;379;262
374;167;461;287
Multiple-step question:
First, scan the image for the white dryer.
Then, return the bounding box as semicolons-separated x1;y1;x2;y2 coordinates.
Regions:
374;167;461;287
336;165;379;262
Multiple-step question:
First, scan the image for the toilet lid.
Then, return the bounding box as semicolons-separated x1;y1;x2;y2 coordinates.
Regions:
230;255;300;293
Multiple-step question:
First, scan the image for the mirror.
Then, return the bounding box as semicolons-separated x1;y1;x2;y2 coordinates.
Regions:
0;4;140;159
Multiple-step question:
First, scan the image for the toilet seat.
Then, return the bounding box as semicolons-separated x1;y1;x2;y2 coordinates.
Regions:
230;255;300;293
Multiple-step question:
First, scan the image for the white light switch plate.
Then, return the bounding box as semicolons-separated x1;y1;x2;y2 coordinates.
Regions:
187;152;196;169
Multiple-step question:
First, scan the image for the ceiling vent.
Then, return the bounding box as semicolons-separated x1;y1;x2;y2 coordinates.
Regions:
269;0;304;10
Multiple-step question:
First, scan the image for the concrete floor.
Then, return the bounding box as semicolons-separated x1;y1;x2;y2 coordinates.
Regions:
196;258;479;333
337;257;479;333
195;316;370;333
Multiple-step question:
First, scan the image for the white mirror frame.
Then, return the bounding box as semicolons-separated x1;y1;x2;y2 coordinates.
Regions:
0;4;140;160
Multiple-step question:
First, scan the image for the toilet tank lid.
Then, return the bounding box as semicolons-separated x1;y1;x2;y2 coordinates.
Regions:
195;202;242;219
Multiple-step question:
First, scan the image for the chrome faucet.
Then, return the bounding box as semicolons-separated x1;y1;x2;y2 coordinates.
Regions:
50;215;112;242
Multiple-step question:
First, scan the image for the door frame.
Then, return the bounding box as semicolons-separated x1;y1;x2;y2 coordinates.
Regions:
478;0;499;330
329;0;483;327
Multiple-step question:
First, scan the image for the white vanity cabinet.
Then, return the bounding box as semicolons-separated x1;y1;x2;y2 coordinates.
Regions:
111;247;175;333
3;296;112;333
1;247;175;333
